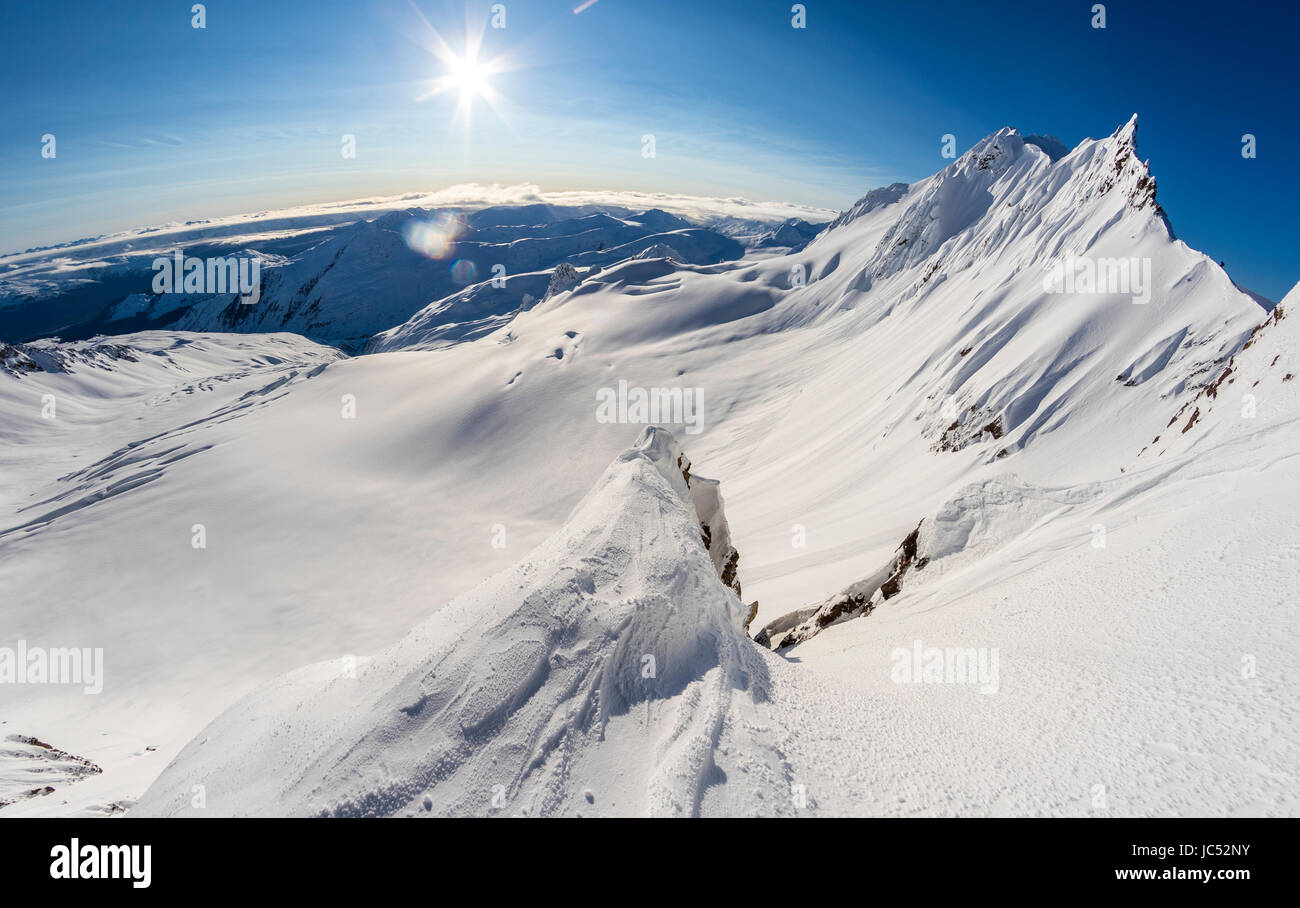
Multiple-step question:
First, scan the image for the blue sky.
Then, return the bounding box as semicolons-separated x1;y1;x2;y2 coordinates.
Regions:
2;0;1296;299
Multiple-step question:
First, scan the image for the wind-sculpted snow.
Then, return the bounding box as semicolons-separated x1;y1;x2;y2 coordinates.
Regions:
756;476;1102;649
133;428;789;817
364;269;553;353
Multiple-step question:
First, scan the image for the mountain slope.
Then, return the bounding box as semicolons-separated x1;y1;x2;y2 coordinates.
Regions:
133;428;789;817
1;120;1290;816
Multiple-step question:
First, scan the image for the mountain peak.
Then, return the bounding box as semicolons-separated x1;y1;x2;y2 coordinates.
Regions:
804;115;1186;304
827;182;910;230
1113;112;1140;147
1097;114;1165;222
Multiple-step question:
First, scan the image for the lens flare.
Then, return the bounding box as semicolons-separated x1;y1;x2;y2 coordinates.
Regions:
450;258;478;285
402;212;464;260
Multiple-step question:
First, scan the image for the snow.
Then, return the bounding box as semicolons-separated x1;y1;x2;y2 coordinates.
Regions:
0;735;104;812
132;428;789;817
1;194;816;349
1;120;1295;817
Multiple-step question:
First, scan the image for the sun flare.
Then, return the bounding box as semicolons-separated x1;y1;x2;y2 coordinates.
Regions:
445;52;491;102
410;11;514;130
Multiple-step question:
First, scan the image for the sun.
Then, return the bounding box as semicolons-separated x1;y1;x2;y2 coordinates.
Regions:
417;42;507;127
445;52;491;103
409;11;514;130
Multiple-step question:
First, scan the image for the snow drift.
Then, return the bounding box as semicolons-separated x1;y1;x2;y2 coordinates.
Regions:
132;427;786;817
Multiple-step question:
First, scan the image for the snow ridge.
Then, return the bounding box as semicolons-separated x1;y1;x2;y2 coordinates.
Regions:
133;427;785;817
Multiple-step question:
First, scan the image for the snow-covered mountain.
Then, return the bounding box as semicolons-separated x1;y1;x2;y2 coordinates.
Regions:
1;203;757;352
3;119;1296;817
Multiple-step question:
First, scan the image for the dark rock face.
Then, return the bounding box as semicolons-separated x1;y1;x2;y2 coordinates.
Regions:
880;522;923;601
720;549;741;598
814;591;872;629
1141;307;1286;461
755;520;927;650
677;449;748;607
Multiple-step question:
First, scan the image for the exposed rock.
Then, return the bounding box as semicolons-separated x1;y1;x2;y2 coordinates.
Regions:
0;734;103;810
935;406;1006;452
755;520;925;650
1;339;139;378
1142;306;1288;459
677;448;743;601
879;522;923;600
542;262;581;301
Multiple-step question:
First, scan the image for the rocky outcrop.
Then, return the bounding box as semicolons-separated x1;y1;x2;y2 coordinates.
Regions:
1;339;139;378
543;262;582;300
1139;302;1293;460
935;407;1005;453
675;449;756;622
755;520;926;650
0;734;103;810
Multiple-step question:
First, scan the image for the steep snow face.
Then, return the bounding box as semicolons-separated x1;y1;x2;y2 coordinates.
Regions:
683;118;1262;622
815;116;1167;287
1140;282;1299;461
133;428;786;817
759;284;1300;648
825;182;910;231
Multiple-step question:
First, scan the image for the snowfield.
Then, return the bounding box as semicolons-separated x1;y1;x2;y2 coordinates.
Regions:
132;428;793;817
1;119;1296;816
